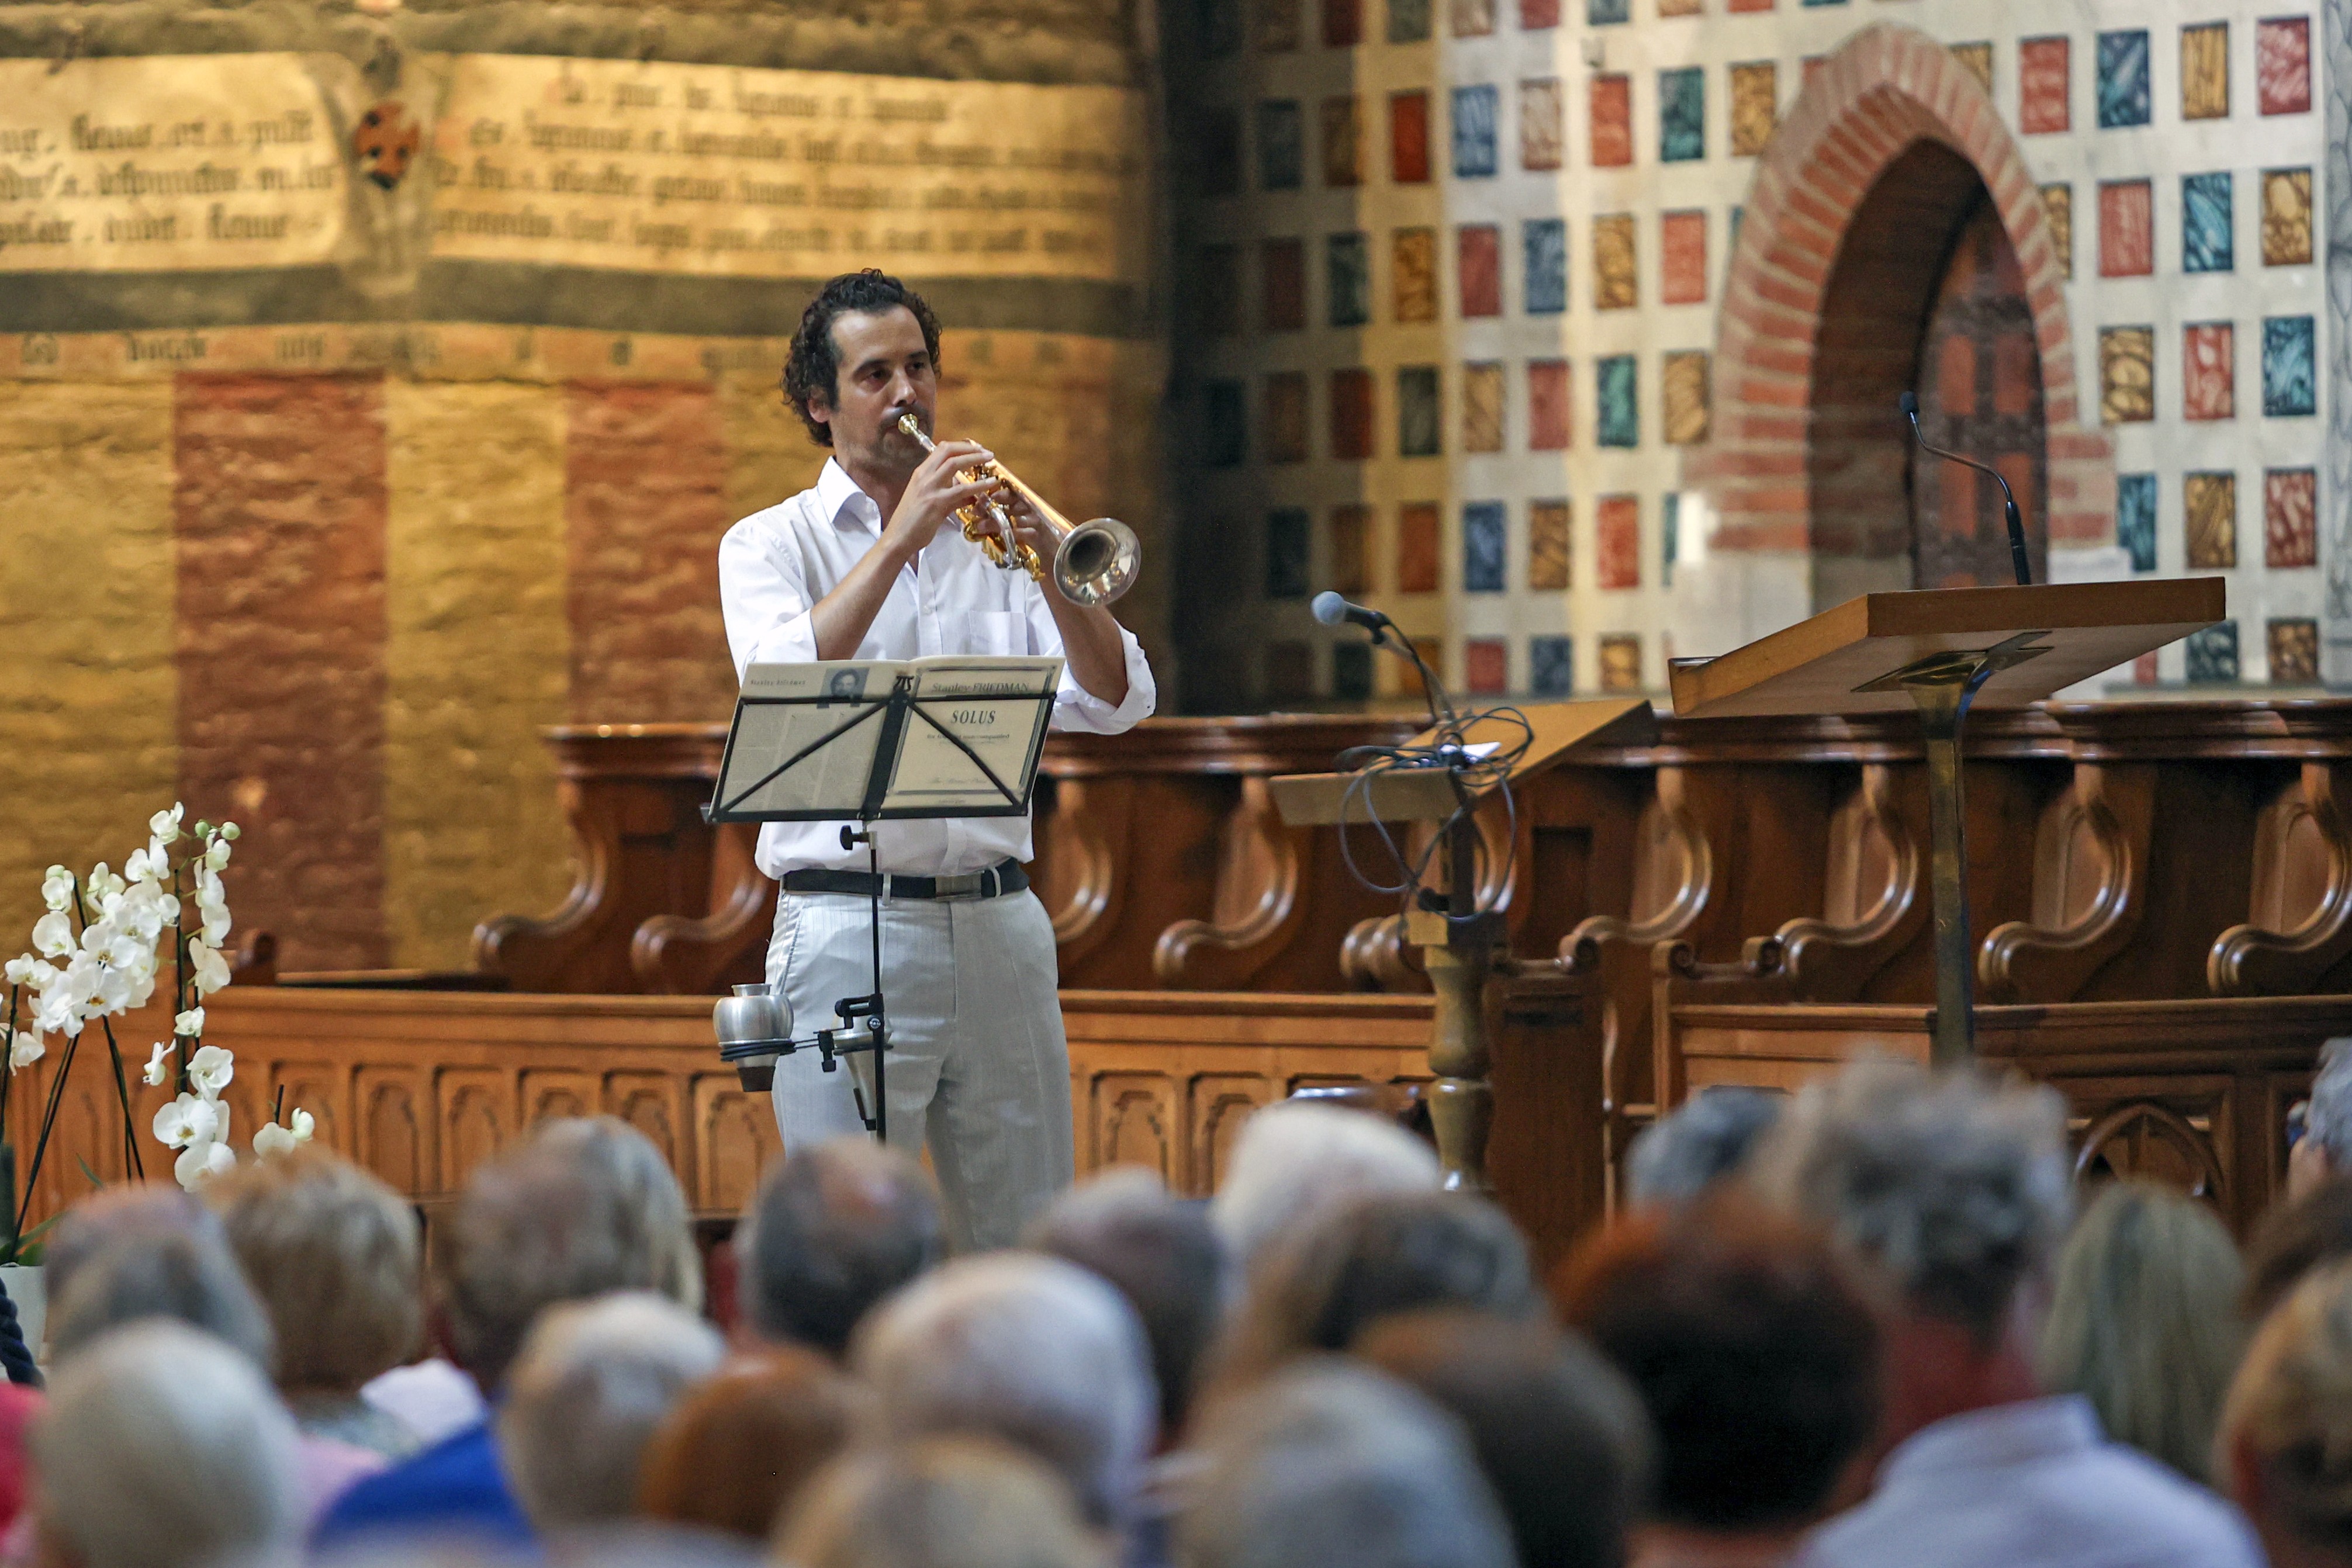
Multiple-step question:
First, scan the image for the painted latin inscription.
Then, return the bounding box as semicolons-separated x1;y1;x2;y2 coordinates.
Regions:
428;56;1150;282
0;54;347;272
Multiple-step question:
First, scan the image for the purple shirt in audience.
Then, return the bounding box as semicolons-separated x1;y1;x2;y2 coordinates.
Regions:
1798;1396;2260;1568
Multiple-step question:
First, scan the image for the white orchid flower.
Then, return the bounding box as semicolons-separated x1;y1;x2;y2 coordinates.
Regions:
174;1137;234;1189
84;864;123;904
7;1032;40;1072
3;954;42;988
204;837;233;871
153;1092;225;1150
150;804;184;844
29;911;72;960
188;939;230;996
123;847;165;884
143;1041;171;1088
175;1008;205;1038
186;1044;233;1099
32;986;78;1040
253;1108;314;1158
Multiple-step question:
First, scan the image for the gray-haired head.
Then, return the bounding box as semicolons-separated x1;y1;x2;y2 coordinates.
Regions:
46;1227;275;1373
1746;1061;2072;1344
739;1137;943;1358
2304;1039;2352;1171
1024;1167;1227;1435
34;1320;302;1568
1178;1360;1516;1568
1211;1103;1441;1272
497;1290;728;1533
438;1116;703;1393
1625;1088;1783;1209
853;1251;1156;1528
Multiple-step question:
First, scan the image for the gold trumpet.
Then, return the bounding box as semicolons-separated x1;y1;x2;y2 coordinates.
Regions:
898;413;1140;607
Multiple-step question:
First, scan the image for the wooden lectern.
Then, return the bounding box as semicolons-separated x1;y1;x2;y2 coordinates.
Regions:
1270;698;1658;1189
1669;579;2225;1067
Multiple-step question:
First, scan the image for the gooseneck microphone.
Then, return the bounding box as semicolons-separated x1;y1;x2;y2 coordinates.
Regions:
1313;591;1455;725
1900;391;2032;587
1312;590;1391;634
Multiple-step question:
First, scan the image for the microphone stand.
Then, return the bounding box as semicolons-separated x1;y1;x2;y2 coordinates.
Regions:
1902;392;2032;587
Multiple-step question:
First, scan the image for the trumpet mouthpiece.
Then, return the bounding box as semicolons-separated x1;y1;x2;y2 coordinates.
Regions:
896;411;935;449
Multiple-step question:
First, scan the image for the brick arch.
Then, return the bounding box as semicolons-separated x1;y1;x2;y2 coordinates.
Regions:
1690;22;2112;603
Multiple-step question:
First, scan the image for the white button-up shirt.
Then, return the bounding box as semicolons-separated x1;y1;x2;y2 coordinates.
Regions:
718;456;1156;878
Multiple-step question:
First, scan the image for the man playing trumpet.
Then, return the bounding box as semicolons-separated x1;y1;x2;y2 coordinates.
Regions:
718;269;1154;1250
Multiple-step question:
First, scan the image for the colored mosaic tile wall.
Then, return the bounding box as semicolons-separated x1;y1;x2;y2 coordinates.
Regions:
1167;0;2330;704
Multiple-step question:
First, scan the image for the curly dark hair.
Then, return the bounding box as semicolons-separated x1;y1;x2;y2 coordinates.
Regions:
781;270;942;448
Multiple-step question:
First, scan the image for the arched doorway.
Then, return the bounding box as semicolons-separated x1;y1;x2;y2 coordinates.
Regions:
1688;23;2111;634
1911;196;2049;588
1804;140;2050;601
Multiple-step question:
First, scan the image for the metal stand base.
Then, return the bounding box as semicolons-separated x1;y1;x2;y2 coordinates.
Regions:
1858;632;2050;1067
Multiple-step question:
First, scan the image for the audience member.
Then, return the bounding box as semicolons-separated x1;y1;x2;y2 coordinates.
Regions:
499;1292;726;1539
1748;1061;2259;1568
2039;1181;2246;1481
854;1251;1154;1534
2218;1260;2352;1567
1026;1168;1226;1444
1208;1103;1439;1274
1355;1310;1650;1568
40;1224;387;1521
1213;1191;1540;1387
40;1182;223;1310
779;1438;1111;1568
206;1147;425;1457
32;1321;302;1568
2246;1174;2352;1319
1555;1195;1877;1567
737;1137;942;1359
44;1226;274;1370
0;1383;36;1535
1623;1088;1783;1211
316;1116;703;1550
1178;1359;1515;1568
637;1347;866;1543
2292;1039;2352;1200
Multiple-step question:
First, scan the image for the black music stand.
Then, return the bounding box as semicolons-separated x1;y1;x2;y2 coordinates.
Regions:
704;660;1060;1141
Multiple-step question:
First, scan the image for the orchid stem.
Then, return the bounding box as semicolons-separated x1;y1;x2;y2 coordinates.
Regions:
96;1017;141;1182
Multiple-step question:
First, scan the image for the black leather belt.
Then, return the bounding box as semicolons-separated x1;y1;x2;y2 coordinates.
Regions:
780;859;1028;901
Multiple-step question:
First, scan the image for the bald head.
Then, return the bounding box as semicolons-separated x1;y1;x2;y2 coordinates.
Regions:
740;1138;945;1356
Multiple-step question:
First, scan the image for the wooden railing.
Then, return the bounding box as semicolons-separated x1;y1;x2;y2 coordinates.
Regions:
240;701;2352;1262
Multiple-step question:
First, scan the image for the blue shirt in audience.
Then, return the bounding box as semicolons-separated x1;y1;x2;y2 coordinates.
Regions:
1798;1395;2260;1568
311;1418;531;1552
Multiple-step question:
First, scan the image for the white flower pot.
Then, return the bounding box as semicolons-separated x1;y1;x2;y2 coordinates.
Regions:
1;1264;45;1369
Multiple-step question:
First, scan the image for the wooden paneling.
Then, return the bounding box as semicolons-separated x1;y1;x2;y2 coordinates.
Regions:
1657;994;2342;1234
8;988;1431;1230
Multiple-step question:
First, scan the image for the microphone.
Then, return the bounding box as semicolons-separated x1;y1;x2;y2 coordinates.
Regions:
1900;391;2032;586
1313;590;1454;725
1312;591;1391;634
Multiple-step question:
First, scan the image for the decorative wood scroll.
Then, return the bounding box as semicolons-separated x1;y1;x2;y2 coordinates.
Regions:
2211;763;2352;995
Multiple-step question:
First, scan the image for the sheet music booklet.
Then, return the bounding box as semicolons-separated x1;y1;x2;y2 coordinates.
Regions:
720;655;1062;819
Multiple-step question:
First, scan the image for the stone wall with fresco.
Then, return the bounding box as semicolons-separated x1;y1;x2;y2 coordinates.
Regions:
0;0;1163;972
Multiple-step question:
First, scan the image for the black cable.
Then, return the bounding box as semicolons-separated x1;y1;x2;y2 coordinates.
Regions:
1331;705;1534;916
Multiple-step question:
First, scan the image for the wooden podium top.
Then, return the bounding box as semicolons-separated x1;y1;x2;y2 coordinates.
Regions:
1667;580;2226;720
1268;697;1656;825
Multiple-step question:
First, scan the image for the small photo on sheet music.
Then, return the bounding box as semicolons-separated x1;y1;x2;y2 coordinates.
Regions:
726;660;900;818
886;657;1063;812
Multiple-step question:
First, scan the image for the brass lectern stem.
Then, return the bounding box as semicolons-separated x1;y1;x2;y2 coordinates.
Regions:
1905;671;1985;1067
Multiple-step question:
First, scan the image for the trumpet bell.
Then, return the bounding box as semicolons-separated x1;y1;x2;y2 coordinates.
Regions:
1055;517;1142;607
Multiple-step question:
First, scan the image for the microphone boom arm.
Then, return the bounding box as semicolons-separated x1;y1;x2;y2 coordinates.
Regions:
1901;391;2032;587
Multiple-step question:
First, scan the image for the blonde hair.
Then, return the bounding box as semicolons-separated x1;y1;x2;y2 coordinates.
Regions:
2220;1259;2352;1550
2039;1181;2246;1480
777;1438;1109;1568
206;1145;422;1392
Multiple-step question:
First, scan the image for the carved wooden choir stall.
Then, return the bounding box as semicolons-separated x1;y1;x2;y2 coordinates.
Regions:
24;685;2346;1264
